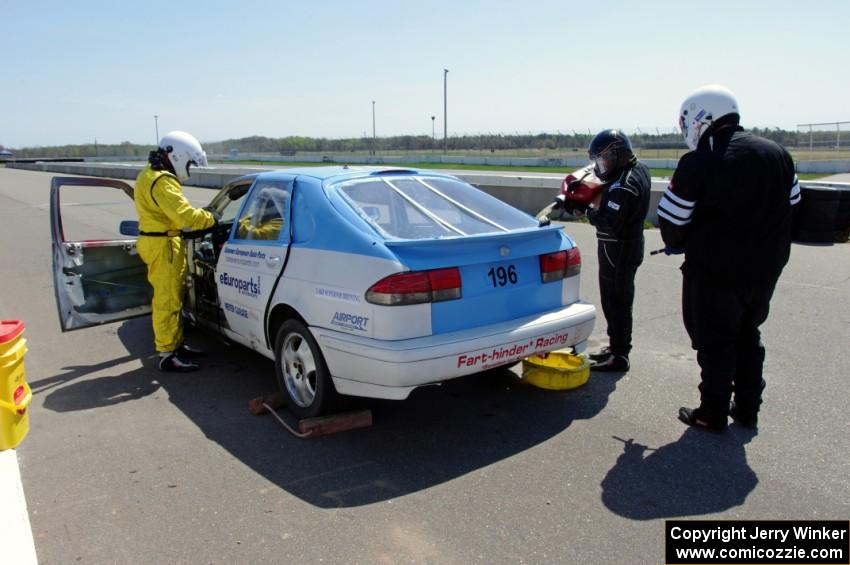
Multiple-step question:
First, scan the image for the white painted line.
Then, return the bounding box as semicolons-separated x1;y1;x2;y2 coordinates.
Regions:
0;449;38;565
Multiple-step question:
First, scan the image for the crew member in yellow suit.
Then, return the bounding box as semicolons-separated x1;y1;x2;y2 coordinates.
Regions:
135;131;217;372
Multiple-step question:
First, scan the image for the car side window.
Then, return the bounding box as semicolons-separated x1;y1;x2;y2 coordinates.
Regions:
235;180;289;241
217;182;251;224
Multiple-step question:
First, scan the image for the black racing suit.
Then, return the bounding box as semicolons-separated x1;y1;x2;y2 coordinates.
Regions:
587;161;651;357
658;126;800;418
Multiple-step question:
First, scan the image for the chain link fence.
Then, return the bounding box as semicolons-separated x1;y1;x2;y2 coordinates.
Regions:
796;122;850;159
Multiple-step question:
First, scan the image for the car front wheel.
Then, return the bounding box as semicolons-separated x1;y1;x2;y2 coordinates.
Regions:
274;319;337;419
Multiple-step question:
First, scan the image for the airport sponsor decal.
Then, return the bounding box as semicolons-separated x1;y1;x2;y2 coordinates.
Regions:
219;272;261;299
330;311;369;332
224;302;249;319
223;246;265;267
315;287;362;304
456;331;570;370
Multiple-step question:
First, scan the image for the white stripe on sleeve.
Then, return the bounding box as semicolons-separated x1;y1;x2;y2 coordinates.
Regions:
662;187;697;208
789;175;801;205
657;195;694;221
657;207;691;226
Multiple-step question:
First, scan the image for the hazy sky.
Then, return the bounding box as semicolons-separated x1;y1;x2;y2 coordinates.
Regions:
2;0;848;147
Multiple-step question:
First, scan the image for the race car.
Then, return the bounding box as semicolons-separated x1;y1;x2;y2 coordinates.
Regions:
50;167;596;417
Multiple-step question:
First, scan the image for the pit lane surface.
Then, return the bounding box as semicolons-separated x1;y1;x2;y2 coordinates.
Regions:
1;167;848;564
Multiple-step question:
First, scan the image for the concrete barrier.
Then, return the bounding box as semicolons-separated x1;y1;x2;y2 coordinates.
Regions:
11;161;845;228
9;161;669;221
795;160;850;174
207;152;847;174
10;151;848;174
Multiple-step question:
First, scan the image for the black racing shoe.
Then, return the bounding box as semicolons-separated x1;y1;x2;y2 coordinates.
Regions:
678;407;727;433
159;353;200;373
590;353;629;372
729;402;758;429
588;347;612;362
176;344;207;359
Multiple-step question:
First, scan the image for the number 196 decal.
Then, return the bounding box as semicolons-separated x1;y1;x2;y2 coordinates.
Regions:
487;264;518;288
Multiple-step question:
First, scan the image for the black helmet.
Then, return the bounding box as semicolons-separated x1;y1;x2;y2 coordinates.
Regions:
588;129;636;181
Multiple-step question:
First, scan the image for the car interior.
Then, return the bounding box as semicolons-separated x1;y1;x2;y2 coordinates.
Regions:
185;181;250;327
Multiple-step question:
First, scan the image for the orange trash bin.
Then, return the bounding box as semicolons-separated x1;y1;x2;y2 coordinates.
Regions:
0;320;32;450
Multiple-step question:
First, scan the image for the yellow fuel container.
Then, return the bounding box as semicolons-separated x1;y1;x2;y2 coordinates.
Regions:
0;320;32;450
522;350;590;390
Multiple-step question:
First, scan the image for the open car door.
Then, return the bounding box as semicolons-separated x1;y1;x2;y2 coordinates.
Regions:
50;177;152;331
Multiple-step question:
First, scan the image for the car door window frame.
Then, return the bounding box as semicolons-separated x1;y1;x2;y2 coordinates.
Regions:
231;179;291;245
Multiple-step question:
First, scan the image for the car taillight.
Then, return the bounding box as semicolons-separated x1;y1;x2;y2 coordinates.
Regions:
540;250;566;283
366;267;462;305
566;247;581;277
540;247;581;283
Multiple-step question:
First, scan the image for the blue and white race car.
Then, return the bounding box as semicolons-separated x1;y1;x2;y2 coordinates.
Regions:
51;167;595;417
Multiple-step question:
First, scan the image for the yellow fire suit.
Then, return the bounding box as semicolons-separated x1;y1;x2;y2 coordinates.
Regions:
134;165;215;353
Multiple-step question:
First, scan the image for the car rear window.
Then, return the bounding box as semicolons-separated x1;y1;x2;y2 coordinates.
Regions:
337;176;538;239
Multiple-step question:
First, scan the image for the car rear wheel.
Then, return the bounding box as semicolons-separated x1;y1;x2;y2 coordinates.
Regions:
274;319;337;419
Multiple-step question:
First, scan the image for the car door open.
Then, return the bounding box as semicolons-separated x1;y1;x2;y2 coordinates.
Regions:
50;176;153;331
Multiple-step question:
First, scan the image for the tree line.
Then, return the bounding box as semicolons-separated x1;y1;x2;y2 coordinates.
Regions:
1;127;830;158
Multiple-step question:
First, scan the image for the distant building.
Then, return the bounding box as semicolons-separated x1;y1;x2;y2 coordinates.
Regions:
0;149;13;158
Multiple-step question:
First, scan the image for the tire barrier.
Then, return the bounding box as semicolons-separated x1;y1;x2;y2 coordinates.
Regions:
834;187;850;243
793;186;840;244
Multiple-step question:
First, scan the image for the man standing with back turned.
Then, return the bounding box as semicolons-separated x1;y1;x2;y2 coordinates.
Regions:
658;85;800;432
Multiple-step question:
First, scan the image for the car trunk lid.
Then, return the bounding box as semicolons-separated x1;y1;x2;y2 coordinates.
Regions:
383;226;580;334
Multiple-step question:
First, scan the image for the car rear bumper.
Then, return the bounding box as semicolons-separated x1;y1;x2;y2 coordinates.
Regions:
313;301;596;400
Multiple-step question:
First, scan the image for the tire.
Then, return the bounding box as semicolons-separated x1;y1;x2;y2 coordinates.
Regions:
793;187;840;244
274;319;337;419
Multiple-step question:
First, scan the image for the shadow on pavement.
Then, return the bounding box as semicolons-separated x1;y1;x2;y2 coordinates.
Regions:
41;318;630;508
29;354;139;396
600;426;758;520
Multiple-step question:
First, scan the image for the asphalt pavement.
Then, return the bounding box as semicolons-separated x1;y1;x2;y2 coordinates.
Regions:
0;167;848;564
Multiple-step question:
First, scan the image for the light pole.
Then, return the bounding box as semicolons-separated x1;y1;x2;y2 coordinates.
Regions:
153;114;159;145
431;116;436;144
371;100;376;156
443;68;449;154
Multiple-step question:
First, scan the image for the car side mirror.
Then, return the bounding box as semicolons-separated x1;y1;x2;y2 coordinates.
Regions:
119;220;139;236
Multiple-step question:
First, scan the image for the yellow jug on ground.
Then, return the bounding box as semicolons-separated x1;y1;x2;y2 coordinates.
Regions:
0;320;32;450
522;350;590;390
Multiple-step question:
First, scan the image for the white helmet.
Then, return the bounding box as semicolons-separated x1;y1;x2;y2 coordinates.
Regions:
679;85;740;150
159;130;207;181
